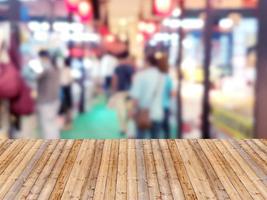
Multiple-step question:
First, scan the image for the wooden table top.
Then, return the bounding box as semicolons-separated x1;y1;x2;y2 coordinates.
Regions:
0;139;266;200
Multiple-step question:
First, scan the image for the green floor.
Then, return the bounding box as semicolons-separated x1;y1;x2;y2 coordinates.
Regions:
61;95;177;139
61;96;122;139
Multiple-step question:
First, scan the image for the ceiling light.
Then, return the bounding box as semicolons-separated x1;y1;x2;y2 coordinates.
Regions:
172;8;181;17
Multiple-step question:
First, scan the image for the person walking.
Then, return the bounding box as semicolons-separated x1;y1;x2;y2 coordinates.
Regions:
36;50;60;139
59;57;73;130
108;51;135;136
100;51;118;97
130;53;165;139
157;53;173;139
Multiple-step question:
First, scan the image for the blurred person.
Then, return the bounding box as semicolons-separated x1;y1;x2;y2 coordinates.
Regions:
130;53;165;139
108;51;135;136
36;50;60;139
59;57;73;130
78;58;86;113
71;58;86;114
157;53;173;139
83;54;101;110
100;51;118;97
111;51;135;93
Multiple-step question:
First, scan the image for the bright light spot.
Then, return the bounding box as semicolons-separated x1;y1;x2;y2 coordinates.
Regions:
136;33;144;43
138;22;147;31
154;0;172;14
70;23;84;32
60;32;71;41
70;32;83;42
162;18;181;29
154;33;170;42
163;18;171;27
78;1;91;17
105;34;115;43
172;8;181;17
71;68;82;79
181;58;197;69
119;18;127;26
53;22;69;32
182;19;204;29
28;21;51;32
29;59;44;74
28;21;40;31
40;22;50;31
83;33;100;42
182;38;194;48
33;31;49;41
146;23;156;34
219;18;234;29
170;33;179;45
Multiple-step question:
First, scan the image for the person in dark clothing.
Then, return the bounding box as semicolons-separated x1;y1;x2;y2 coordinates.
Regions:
109;51;135;136
112;51;134;93
59;57;73;129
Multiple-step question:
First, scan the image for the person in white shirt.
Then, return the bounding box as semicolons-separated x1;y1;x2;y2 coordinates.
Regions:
100;52;118;97
130;53;165;139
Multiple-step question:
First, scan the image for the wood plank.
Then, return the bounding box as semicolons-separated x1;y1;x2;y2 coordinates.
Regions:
38;140;75;200
206;140;253;200
104;140;119;200
198;140;242;200
0;140;42;199
233;140;267;174
0;139;10;156
71;140;96;200
189;140;230;199
176;140;216;200
252;140;267;154
81;140;105;200
0;140;27;175
93;140;112;200
143;140;161;200
61;140;94;199
151;140;173;200
0;140;36;185
0;139;6;147
261;139;267;146
135;140;149;200
49;140;82;200
126;140;138;200
167;140;197;200
245;140;267;166
159;140;184;200
115;139;127;200
15;140;59;199
221;140;267;199
214;140;264;200
26;140;66;199
4;141;49;200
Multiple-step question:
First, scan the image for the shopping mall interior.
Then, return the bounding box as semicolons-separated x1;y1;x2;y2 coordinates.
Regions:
0;0;266;140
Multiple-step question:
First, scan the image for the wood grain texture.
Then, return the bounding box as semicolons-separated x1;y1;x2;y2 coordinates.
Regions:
0;139;266;200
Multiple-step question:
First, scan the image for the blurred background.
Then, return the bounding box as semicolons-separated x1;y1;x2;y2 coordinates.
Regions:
0;0;266;139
